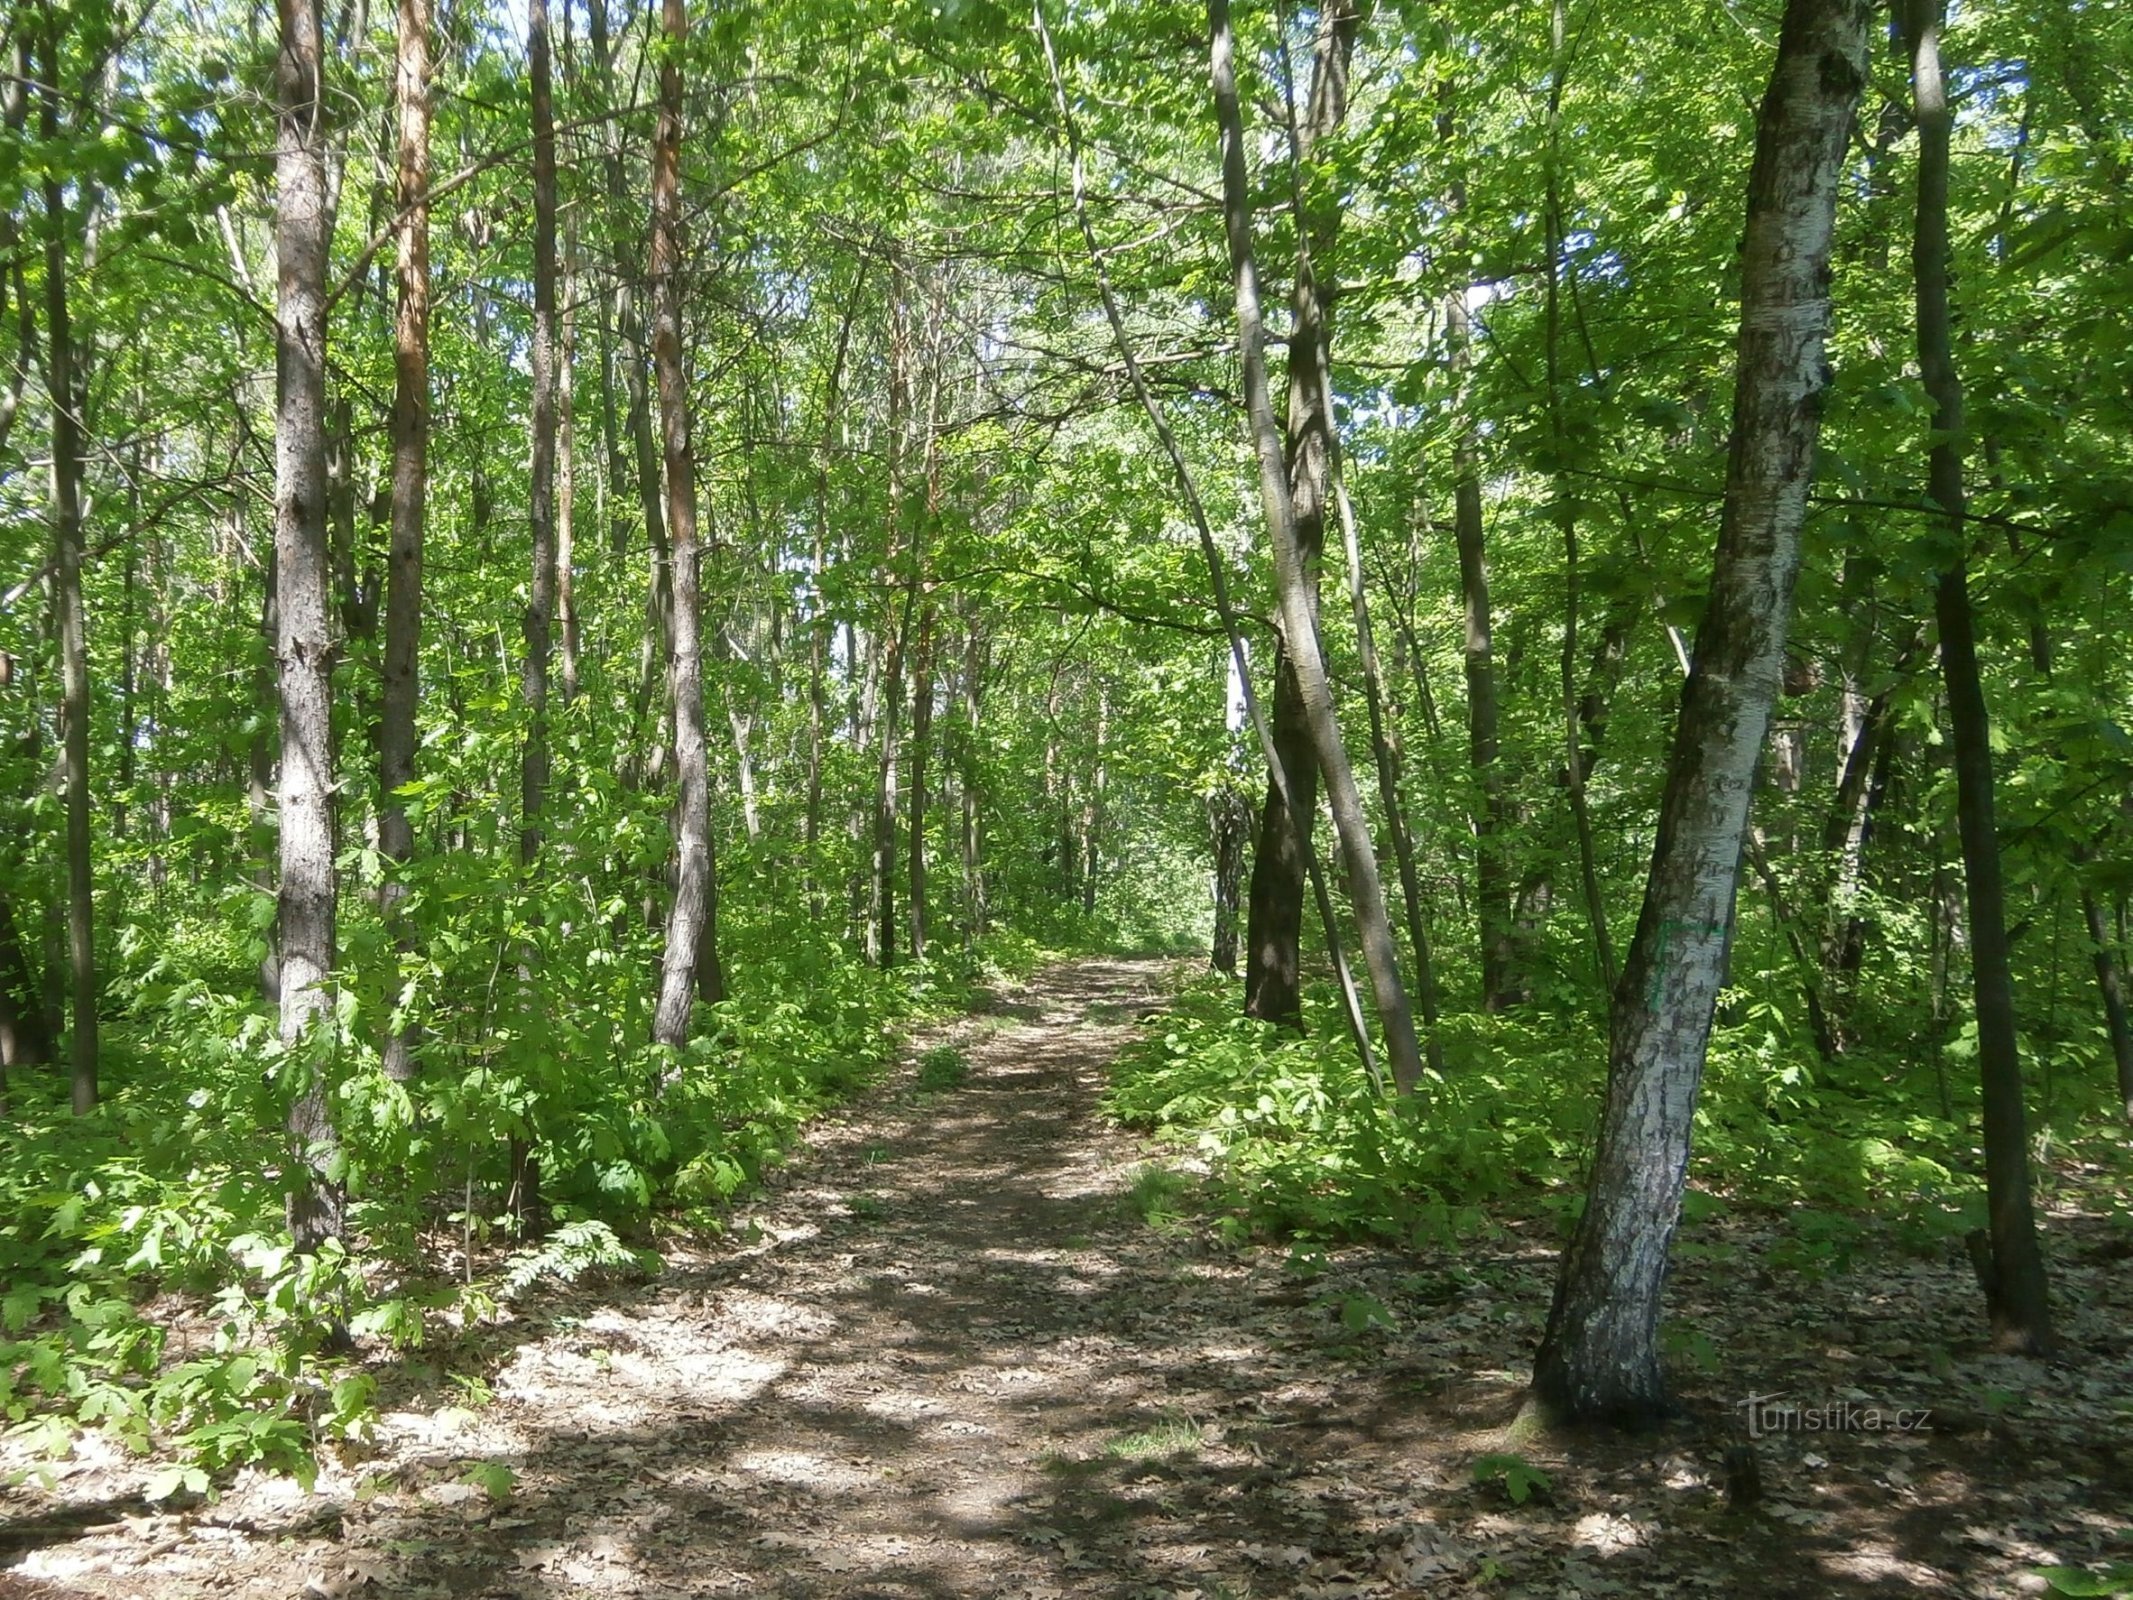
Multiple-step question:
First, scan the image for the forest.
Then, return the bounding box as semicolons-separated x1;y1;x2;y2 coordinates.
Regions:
1;0;2131;1591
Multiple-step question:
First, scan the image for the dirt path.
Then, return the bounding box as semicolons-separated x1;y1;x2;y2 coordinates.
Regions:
6;957;2130;1599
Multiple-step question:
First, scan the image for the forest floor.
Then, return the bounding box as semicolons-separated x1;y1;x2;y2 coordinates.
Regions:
3;956;2131;1599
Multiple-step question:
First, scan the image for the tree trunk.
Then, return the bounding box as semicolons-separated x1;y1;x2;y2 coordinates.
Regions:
2081;889;2133;1120
908;600;934;962
870;279;916;969
1210;785;1248;976
510;0;562;1229
1040;0;1382;1084
804;271;865;915
558;198;581;703
524;0;558;868
378;0;428;1086
1902;0;2052;1352
1539;2;1615;1003
650;0;719;1047
274;0;344;1251
1447;292;1517;1012
0;891;51;1073
1239;0;1357;1030
38;15;97;1116
1530;0;1870;1425
1211;0;1427;1097
960;603;986;947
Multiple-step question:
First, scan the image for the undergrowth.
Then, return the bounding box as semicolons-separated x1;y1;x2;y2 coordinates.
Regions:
1103;972;2133;1254
0;930;1045;1497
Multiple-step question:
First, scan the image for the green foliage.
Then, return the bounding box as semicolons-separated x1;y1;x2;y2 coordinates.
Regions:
461;1459;517;1503
1108;972;2055;1251
1124;1164;1193;1232
1102;1412;1206;1461
2037;1566;2133;1599
1470;1452;1552;1506
1107;977;1599;1244
916;1043;971;1092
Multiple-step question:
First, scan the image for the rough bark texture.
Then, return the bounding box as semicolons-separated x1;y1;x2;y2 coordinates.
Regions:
274;0;344;1251
1903;0;2052;1352
1530;0;1869;1424
39;16;97;1116
378;0;429;1086
1239;0;1355;1030
1211;0;1427;1098
650;0;720;1048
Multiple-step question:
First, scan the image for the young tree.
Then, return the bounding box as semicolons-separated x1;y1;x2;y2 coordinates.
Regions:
524;0;559;872
1238;0;1356;1030
650;0;722;1047
1900;0;2052;1351
378;0;430;1086
273;0;343;1251
1210;0;1428;1097
36;6;96;1114
1530;0;1873;1425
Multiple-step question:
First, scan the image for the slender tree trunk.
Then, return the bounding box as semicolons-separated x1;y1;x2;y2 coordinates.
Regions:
909;600;934;962
1447;291;1517;1012
1278;23;1445;1059
38;16;96;1115
650;0;719;1047
1239;1;1357;1030
1530;0;1870;1424
2080;890;2133;1120
1039;0;1383;1086
274;0;343;1250
558;201;581;703
1539;1;1615;1001
804;273;865;913
1211;0;1427;1097
959;603;986;947
1210;787;1248;976
377;0;428;1086
509;0;562;1228
1901;0;2052;1352
1079;680;1108;917
870;279;916;968
525;0;558;867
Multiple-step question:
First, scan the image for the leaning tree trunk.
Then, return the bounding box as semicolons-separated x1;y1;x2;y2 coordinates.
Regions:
1901;0;2051;1351
38;16;96;1115
649;0;720;1047
377;0;429;1086
1530;0;1870;1425
1210;0;1428;1098
273;0;343;1251
1238;0;1357;1030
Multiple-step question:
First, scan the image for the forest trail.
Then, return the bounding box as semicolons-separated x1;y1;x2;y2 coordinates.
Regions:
5;958;2129;1599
